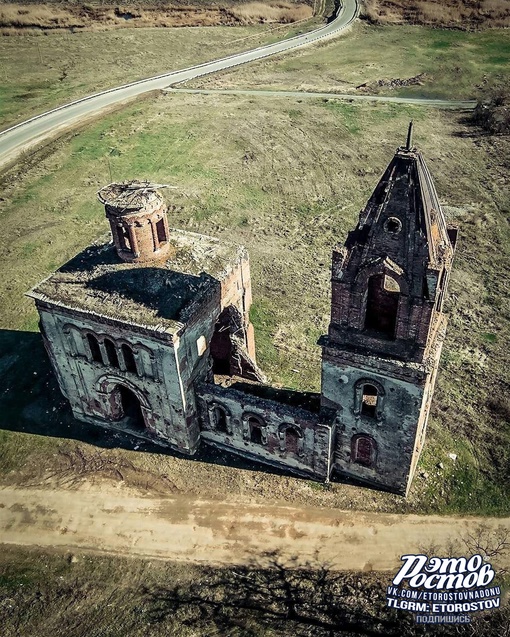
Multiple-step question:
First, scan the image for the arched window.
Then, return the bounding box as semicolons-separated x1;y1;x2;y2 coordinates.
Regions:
156;218;167;246
351;435;377;468
104;338;120;369
278;424;304;457
117;224;132;252
364;274;400;339
87;333;103;363
354;379;385;420
243;414;265;445
250;419;263;444
122;344;137;374
214;405;228;433
361;383;378;418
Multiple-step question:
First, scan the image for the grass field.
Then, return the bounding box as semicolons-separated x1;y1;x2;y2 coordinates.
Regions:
0;90;508;515
191;22;510;100
0;21;315;129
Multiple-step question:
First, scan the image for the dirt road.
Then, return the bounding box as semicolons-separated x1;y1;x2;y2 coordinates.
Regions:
1;485;508;570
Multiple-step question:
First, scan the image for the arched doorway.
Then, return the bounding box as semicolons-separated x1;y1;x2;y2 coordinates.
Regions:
112;384;145;429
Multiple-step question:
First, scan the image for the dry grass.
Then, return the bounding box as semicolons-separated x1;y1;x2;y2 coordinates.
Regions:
1;545;509;637
0;1;313;33
362;0;510;29
231;0;312;23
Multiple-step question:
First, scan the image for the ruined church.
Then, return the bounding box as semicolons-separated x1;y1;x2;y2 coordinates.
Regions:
28;129;457;495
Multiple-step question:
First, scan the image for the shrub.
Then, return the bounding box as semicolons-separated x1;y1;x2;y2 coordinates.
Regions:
473;86;510;135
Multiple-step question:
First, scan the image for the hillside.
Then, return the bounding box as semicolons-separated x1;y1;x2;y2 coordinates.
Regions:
0;0;315;32
362;0;510;29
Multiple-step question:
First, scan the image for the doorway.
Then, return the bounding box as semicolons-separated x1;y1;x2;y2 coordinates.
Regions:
115;385;145;429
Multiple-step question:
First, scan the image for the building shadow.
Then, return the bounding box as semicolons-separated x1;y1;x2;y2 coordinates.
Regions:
0;328;365;487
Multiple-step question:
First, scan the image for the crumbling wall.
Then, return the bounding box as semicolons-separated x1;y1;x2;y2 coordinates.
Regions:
197;382;333;480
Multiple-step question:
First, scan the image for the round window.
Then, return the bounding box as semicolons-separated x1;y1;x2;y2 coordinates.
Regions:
384;217;402;234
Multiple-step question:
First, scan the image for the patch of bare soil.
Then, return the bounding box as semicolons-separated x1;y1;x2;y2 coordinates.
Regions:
0;1;313;33
362;0;510;29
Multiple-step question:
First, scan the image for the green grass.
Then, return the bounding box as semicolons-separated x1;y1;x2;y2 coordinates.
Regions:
194;23;510;101
418;426;508;516
0;91;508;515
250;299;280;369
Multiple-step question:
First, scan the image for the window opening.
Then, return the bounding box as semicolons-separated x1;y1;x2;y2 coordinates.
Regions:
214;406;228;433
249;417;263;444
122;344;137;374
364;274;399;338
87;334;103;363
361;384;378;418
118;225;131;251
104;338;120;368
156;218;167;246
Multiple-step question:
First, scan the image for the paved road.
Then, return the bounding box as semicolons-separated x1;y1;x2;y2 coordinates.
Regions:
0;0;359;168
166;87;477;110
1;485;509;570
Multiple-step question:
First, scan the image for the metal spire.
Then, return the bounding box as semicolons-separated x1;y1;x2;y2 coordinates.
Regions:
405;121;414;151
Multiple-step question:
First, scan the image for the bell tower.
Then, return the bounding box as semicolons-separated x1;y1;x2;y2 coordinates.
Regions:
98;181;172;263
320;125;458;495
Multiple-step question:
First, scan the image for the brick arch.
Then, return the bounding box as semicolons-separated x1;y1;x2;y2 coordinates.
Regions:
353;259;409;297
352;260;409;335
278;423;304;456
351;434;378;468
242;411;267;445
207;401;232;434
95;375;151;410
277;423;303;438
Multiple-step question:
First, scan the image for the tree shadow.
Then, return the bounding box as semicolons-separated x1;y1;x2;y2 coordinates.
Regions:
142;549;510;636
143;550;415;636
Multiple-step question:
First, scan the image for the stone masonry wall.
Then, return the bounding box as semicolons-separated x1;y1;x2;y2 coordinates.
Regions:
196;382;333;480
36;303;200;453
321;348;426;494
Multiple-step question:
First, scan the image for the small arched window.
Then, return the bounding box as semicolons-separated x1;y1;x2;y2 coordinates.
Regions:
156;218;167;246
104;338;120;369
117;224;132;252
361;383;378;418
214;405;228;433
354;379;385;420
278;424;304;457
122;344;137;374
87;333;103;363
351;435;377;468
243;414;266;445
